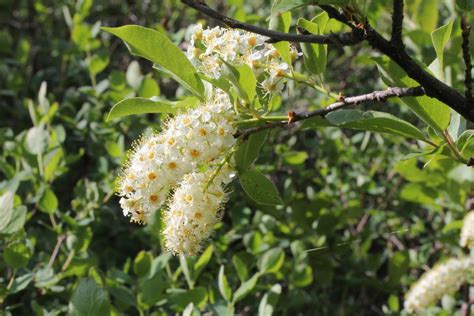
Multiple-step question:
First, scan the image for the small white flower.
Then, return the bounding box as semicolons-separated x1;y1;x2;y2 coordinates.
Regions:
404;257;474;313
185;24;298;95
460;211;474;248
117;91;237;224
163;166;233;256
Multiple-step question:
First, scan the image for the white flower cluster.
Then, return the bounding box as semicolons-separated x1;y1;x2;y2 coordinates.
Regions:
186;24;299;95
118;91;236;228
460;211;474;248
163;165;234;255
404;257;474;313
119;24;296;255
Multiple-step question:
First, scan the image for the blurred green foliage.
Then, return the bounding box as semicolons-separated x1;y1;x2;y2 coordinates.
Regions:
0;0;473;315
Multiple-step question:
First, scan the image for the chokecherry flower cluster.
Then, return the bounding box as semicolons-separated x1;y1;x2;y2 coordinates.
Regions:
117;24;300;255
117;91;237;253
460;210;474;249
404;257;474;313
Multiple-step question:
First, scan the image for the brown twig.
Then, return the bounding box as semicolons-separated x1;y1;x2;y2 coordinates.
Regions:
235;86;426;139
461;15;472;101
391;0;404;46
47;234;66;270
318;6;474;122
181;0;365;45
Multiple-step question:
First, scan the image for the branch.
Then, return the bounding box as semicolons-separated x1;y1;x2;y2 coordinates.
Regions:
235;86;425;139
318;5;474;121
462;15;472;101
391;0;404;46
181;0;365;45
183;1;474;121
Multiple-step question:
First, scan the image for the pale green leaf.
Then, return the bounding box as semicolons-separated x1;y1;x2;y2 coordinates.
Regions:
235;130;268;172
239;170;283;206
102;25;204;97
325;110;428;141
106;98;177;122
218;266;232;302
232;273;260;304
431;19;453;74
258;248;285;274
374;57;450;131
194;246;213;281
258;284;282;316
0;191;14;232
39;188;58;214
70;278;111;316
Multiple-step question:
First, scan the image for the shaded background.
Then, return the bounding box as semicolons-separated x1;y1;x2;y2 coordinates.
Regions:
0;0;472;314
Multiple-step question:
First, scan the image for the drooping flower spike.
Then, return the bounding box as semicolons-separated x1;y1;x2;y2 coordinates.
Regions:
117;91;237;225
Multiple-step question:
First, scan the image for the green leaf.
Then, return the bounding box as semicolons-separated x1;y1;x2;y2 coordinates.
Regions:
4;242;30;269
39;188;58;214
106;97;177;122
133;251;152;277
418;0;439;33
88;54;109;76
44;148;63;181
271;0;349;15
109;286;136;308
258;248;285;274
232;255;249;282
388;294;400;312
168;287;208;310
269;12;292;64
290;264;313;287
325;110;427;141
457;0;474;11
102;25;204;97
297;15;328;75
0;191;14;232
10;273;34;294
374;57;451;131
218;265;232;302
448;111;466;142
126;61;144;90
194;245;213;281
1;206;27;235
431;19;453;76
70;278;111;316
223;62;257;103
282;151;308;165
388;251;409;285
232;273;260;304
138;75;160;98
25;125;48;155
258;284;282;316
180;255;194;288
234;130;268;172
456;130;474;156
239;170;283;206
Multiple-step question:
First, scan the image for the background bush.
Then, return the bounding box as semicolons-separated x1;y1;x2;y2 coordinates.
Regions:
0;0;473;315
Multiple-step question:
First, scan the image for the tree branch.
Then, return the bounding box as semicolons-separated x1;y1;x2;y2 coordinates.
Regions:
318;5;474;122
181;0;365;45
235;86;425;139
462;15;472;101
183;1;474;122
391;0;404;46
